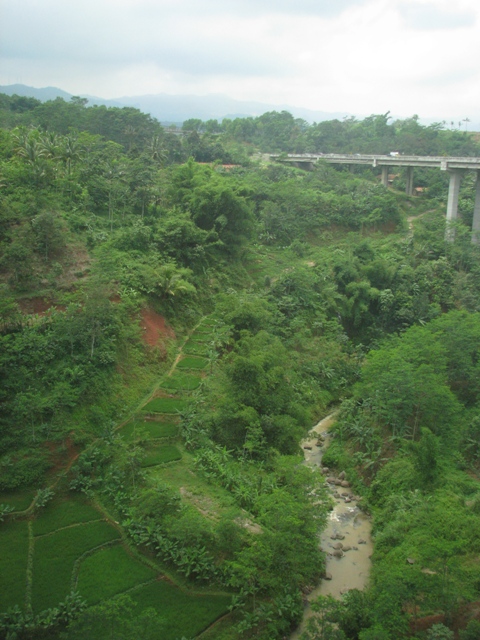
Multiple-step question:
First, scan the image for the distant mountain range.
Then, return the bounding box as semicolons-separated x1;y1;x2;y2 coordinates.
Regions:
3;84;479;132
0;84;349;125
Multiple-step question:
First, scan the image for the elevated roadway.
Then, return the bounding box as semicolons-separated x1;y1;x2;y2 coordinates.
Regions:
271;153;480;243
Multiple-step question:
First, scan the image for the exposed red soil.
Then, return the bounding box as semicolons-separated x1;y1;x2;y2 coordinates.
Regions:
411;601;480;639
140;308;175;347
18;298;66;315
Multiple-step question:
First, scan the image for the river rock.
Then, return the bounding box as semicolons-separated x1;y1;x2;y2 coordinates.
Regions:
333;549;344;558
344;497;351;503
326;476;336;484
331;532;344;540
342;545;352;552
358;538;367;544
334;479;343;486
341;480;350;487
303;445;313;450
333;542;343;550
338;471;346;480
406;557;415;565
322;467;329;474
324;572;333;580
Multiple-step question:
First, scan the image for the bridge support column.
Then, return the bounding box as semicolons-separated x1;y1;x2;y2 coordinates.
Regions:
446;169;462;242
381;166;389;187
472;171;480;245
405;167;414;195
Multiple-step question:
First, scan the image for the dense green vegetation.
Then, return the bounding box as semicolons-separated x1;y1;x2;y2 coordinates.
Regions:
1;92;480;639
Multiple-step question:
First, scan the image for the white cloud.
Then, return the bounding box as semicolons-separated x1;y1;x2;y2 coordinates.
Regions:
1;0;480;121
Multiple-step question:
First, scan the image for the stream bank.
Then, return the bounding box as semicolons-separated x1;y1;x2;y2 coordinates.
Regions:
291;413;373;638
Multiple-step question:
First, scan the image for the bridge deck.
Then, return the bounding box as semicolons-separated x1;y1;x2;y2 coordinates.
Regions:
273;153;480;171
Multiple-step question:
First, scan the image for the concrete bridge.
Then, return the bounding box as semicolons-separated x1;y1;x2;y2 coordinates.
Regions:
271;153;480;243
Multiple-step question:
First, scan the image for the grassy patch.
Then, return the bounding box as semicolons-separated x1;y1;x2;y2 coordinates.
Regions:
176;356;209;370
187;334;211;344
0;488;35;512
192;328;214;336
32;521;121;612
161;372;202;391
120;420;179;442
33;496;101;536
77;545;155;605
142;397;187;414
141;445;182;468
130;580;231;640
149;453;239;519
183;342;209;356
0;519;29;611
199;316;221;327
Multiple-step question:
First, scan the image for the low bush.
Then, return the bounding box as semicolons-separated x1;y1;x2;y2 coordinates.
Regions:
187;334;211;344
0;449;50;491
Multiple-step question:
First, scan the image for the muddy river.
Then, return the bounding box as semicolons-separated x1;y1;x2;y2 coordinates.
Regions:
291;413;373;638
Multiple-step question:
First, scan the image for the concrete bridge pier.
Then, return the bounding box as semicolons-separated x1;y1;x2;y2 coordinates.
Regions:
472;171;480;245
381;166;389;187
405;167;414;195
445;169;463;242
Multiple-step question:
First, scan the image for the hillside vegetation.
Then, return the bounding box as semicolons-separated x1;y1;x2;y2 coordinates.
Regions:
1;94;480;639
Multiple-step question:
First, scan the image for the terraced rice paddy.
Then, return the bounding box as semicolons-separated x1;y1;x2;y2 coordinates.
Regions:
0;316;231;638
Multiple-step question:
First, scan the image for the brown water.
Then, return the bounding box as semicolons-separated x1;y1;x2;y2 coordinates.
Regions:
291;413;373;638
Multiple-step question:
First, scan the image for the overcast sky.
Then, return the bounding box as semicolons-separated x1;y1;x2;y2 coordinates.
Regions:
1;0;479;121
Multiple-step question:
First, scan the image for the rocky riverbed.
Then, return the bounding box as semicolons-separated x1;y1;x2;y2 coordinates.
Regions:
291;413;373;638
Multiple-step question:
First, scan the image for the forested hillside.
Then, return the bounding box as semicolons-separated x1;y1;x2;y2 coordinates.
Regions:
1;94;480;640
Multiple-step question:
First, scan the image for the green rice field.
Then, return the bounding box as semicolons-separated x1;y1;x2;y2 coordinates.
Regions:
32;521;121;612
0;519;29;611
141;444;182;467
176;355;209;370
130;581;231;639
161;372;202;391
187;334;211;344
182;342;209;356
33;496;101;536
0;488;35;512
120;420;179;441
142;397;187;414
77;545;155;604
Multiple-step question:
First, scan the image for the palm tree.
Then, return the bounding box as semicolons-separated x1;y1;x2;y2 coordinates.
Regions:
40;131;60;160
60;134;82;176
14;135;47;184
148;134;167;165
155;264;195;299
